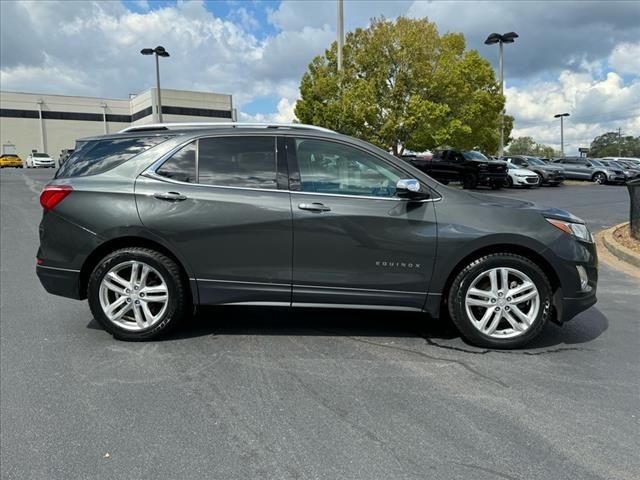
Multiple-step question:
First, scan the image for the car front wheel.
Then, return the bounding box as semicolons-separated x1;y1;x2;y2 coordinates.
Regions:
88;247;188;341
448;253;552;348
593;172;607;184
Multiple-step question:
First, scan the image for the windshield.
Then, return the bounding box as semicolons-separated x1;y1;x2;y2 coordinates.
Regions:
589;159;604;167
33;153;50;158
524;157;545;165
463;151;488;161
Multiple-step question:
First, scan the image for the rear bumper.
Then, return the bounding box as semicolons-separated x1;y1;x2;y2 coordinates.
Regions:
36;265;82;300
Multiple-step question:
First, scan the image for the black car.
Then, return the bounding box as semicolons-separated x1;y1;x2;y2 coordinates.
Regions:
502;155;565;186
36;123;597;349
402;149;507;189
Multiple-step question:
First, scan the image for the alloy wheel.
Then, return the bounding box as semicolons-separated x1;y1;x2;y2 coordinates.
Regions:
99;260;169;331
464;267;540;339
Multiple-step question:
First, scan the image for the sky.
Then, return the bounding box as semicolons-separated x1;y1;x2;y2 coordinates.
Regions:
1;0;639;154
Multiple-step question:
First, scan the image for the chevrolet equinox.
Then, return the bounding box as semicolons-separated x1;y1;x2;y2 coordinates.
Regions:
36;123;598;348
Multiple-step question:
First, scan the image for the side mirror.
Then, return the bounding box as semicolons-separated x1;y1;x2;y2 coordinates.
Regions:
396;179;429;200
522;163;529;168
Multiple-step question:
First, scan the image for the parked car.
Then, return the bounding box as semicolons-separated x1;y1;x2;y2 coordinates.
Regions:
601;157;640;168
26;152;55;168
502;155;565;186
503;162;540;188
402;149;507;189
58;149;75;166
36;122;598;349
615;160;640;179
597;159;640;181
553;157;625;184
0;153;23;168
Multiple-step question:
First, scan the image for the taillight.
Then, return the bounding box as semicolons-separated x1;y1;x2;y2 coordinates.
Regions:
40;185;72;210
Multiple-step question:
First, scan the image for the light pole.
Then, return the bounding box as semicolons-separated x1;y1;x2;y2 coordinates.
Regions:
484;32;518;158
100;102;108;134
337;0;344;71
140;46;170;123
36;99;46;153
554;113;570;157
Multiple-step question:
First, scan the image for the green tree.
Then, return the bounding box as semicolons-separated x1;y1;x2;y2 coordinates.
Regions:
506;136;537;155
506;136;559;158
589;132;640;157
295;17;507;155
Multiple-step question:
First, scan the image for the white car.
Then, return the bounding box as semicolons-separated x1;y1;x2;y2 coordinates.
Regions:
26;153;56;168
505;163;540;188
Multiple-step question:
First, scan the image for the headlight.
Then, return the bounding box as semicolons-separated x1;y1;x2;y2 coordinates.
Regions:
515;174;529;177
546;218;593;243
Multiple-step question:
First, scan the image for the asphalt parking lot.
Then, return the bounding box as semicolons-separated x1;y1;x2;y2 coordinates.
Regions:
1;169;638;480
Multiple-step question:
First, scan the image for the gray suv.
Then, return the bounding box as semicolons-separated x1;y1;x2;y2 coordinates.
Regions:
554;157;625;184
36;123;598;349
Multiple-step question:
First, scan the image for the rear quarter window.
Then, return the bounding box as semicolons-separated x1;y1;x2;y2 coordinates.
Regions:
56;136;169;178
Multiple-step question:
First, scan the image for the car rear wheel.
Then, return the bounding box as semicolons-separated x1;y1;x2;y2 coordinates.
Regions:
447;253;552;349
88;247;188;341
593;172;607;184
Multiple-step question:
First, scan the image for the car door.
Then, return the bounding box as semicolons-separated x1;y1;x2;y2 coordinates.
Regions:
135;134;293;305
558;159;579;178
286;136;437;310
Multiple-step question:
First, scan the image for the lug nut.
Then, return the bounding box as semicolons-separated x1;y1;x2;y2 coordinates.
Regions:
125;289;130;294
495;307;501;311
491;298;497;303
135;300;140;305
126;298;131;303
134;286;139;291
507;297;512;302
505;306;510;311
139;292;145;297
498;292;504;297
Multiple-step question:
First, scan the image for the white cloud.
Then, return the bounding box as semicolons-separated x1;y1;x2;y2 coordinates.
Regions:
506;69;640;153
0;0;638;151
240;97;296;123
609;42;640;76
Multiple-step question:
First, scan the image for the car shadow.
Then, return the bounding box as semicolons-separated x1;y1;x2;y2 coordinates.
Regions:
86;304;609;352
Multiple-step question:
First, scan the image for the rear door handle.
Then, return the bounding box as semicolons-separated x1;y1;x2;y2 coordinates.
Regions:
298;202;331;212
153;191;187;202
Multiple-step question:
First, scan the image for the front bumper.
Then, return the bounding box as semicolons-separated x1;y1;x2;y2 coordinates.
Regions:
478;172;507;186
36;265;82;300
513;175;539;186
547;237;598;323
607;173;626;183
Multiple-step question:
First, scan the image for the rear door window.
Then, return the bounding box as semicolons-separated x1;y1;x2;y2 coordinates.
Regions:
197;136;277;189
56;136;169;178
156;141;196;183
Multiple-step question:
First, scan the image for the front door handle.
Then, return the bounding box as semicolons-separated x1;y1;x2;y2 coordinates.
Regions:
298;202;331;212
153;191;187;202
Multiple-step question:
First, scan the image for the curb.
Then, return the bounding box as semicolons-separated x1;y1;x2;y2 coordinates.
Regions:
601;222;640;269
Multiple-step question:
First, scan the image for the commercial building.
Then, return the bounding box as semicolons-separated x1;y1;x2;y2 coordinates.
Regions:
0;88;234;162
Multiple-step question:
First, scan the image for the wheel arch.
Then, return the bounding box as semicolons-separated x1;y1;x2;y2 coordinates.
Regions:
79;236;196;305
434;243;561;318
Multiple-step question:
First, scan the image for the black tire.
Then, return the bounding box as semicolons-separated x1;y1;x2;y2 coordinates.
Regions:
88;247;188;341
537;173;545;185
462;173;477;189
447;253;552;349
505;176;514;188
592;172;607;185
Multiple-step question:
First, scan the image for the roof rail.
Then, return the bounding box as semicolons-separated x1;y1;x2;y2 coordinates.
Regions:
118;122;335;134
